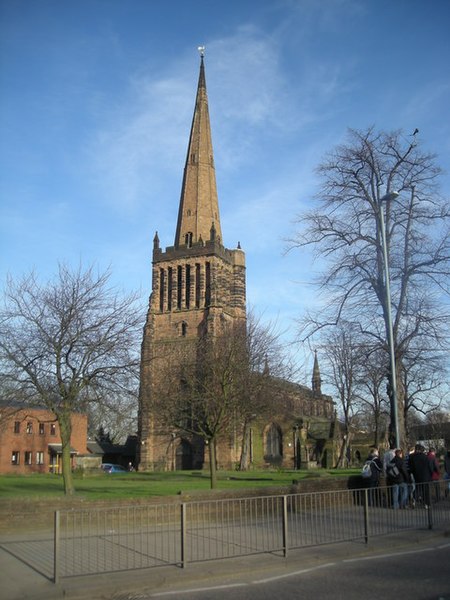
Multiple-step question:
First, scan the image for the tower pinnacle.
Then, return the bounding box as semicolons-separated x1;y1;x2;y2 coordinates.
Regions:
312;350;322;396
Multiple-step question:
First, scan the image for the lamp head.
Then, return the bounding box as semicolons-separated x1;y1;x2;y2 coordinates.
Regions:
380;191;399;202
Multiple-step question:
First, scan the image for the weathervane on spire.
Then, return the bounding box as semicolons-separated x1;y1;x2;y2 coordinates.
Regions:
197;45;205;57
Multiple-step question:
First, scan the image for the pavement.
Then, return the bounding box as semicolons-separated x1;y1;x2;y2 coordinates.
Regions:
1;527;449;600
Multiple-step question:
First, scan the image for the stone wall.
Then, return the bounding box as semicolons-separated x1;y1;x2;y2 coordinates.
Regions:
0;476;362;534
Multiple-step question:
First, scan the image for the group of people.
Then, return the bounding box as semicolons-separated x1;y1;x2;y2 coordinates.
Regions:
365;444;450;508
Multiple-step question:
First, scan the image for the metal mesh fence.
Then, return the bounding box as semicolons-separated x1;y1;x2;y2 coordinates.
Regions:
53;480;449;581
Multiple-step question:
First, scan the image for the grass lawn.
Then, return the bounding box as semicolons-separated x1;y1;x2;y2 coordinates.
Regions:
0;468;359;500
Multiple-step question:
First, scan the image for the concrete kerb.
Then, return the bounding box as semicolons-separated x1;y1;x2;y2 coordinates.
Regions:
1;527;448;600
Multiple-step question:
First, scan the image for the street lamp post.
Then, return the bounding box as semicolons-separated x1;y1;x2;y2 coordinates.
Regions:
293;424;299;469
378;191;400;448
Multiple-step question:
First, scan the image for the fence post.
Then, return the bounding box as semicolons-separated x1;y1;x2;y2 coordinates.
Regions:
282;495;288;557
181;503;187;569
363;489;369;544
53;510;60;584
427;483;433;530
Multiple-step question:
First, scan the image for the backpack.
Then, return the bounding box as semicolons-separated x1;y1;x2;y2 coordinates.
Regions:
361;460;373;479
386;460;400;480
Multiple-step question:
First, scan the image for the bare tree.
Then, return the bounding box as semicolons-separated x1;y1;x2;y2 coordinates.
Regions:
358;347;390;447
0;265;142;495
151;323;246;488
322;322;364;467
402;344;449;438
238;312;292;470
291;128;450;447
86;391;138;443
151;313;289;487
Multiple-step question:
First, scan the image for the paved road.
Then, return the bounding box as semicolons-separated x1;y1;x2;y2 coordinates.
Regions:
137;541;450;600
1;527;449;600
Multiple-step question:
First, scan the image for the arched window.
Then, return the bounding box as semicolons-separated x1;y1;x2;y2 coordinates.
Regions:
181;322;187;337
265;423;282;458
185;232;193;247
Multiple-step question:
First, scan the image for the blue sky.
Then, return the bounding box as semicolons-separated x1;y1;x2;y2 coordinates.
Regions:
1;0;450;378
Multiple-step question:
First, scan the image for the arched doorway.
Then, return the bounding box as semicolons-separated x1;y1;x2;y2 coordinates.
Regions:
175;439;193;470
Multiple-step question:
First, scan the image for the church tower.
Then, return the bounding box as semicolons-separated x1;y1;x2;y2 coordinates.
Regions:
138;53;246;471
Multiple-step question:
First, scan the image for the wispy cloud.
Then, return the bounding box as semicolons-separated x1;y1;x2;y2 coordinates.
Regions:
85;74;191;213
401;81;450;143
84;17;353;215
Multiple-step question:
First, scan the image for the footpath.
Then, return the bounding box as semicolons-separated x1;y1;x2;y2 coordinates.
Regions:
1;527;449;600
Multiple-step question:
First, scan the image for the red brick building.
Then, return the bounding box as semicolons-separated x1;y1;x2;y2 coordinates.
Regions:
0;406;88;474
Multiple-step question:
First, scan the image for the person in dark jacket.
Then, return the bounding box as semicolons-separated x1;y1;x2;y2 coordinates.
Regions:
386;448;410;508
408;444;433;507
444;450;450;498
427;447;441;501
366;447;383;506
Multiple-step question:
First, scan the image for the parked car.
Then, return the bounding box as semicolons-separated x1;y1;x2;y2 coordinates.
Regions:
103;464;129;474
100;463;115;472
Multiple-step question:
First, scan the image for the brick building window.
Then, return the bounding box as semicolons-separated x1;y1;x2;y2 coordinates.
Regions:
50;423;56;436
24;451;32;465
39;423;45;435
14;421;20;434
11;451;20;465
36;452;44;465
26;421;33;434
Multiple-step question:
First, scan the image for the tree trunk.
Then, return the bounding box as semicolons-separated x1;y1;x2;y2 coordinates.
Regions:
396;360;406;448
373;407;380;447
335;431;351;468
208;439;217;489
58;413;75;496
239;421;251;471
388;358;407;449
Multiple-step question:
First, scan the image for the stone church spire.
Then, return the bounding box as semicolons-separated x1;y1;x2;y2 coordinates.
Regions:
174;53;222;248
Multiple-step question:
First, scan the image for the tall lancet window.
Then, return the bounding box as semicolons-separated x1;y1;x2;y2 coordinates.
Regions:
195;263;201;308
185;264;191;308
168;267;173;311
205;262;211;307
177;266;183;309
159;269;165;312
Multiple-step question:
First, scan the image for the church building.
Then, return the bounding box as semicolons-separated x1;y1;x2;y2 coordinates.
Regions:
138;53;336;472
